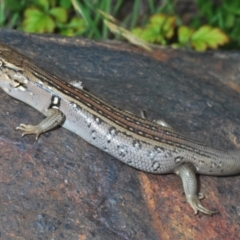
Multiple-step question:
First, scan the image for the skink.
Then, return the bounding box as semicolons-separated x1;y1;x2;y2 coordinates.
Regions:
0;43;239;215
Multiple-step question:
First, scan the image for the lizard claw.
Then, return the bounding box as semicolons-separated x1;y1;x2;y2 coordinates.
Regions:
16;124;42;140
186;194;218;215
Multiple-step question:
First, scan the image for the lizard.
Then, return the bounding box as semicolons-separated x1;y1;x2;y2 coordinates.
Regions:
0;43;239;215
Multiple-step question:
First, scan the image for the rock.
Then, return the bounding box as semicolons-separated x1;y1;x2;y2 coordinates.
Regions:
0;29;240;239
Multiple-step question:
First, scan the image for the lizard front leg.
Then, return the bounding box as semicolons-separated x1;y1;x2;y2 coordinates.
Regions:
16;108;65;139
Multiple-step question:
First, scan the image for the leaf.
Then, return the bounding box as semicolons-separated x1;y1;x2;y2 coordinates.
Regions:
131;27;143;37
36;0;49;11
23;8;55;33
133;26;166;44
149;14;176;39
68;17;86;29
149;14;167;25
49;7;67;23
60;28;74;36
132;14;175;44
162;16;176;38
132;27;155;43
191;25;229;51
59;17;87;36
178;26;194;44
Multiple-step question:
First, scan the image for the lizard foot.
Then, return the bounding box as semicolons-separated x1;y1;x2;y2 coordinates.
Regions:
16;108;65;140
186;194;218;215
16;124;43;140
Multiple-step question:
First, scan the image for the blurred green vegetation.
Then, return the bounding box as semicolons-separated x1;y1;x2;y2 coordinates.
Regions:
0;0;239;51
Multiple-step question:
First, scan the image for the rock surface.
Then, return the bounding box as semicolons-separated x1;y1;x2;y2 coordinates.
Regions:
0;29;240;239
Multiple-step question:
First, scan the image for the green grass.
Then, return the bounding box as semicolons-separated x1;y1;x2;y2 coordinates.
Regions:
0;0;239;50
